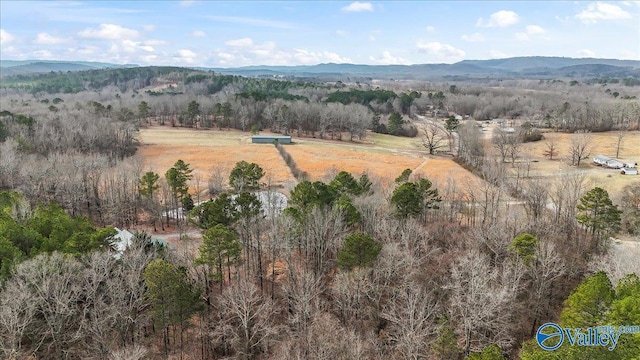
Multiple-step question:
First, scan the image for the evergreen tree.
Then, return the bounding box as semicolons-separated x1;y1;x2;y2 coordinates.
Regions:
229;160;264;192
561;271;615;327
576;187;622;242
509;233;538;265
143;259;202;356
337;232;382;270
195;224;242;292
188;193;238;229
139;171;160;200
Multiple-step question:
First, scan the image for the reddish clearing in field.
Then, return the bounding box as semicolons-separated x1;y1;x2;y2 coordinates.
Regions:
137;127;294;186
412;157;485;190
283;143;423;184
138;126;489;197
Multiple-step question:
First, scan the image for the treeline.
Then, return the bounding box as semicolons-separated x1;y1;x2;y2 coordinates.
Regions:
435;82;640;131
2;66;193;94
1;68;438;140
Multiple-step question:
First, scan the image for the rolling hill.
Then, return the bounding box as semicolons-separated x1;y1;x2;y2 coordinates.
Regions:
0;60;138;77
209;56;640;80
1;56;638;80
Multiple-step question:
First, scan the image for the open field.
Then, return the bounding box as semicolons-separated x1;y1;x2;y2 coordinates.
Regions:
137;126;486;194
137;127;295;187
519;131;640;196
283;141;423;183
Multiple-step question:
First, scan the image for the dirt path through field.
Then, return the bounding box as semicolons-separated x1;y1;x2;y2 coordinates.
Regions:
413;158;430;172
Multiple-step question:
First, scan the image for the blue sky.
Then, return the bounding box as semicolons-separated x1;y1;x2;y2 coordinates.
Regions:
1;1;638;67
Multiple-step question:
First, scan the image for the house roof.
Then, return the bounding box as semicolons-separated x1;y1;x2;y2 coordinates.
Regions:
594;155;611;160
251;135;292;139
111;227;134;259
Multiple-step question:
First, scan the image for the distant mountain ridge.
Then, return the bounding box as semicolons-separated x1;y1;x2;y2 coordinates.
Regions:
457;57;640;71
0;60;138;77
208;57;640;80
1;56;638;80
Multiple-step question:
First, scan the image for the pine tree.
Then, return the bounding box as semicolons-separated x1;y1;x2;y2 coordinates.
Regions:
576;187;622;242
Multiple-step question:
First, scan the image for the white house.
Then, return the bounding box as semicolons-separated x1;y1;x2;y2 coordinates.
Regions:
605;159;624;169
111;228;134;259
593;155;611;166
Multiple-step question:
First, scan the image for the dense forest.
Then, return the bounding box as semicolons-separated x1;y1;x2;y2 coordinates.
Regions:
0;67;639;359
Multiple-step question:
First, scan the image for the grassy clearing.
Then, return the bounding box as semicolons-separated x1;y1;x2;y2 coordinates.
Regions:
413;157;485;190
366;132;424;151
138;126;487;195
137;127;295;186
520;131;640;196
284;143;423;183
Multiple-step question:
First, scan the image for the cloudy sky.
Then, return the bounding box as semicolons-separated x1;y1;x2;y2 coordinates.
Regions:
1;1;639;67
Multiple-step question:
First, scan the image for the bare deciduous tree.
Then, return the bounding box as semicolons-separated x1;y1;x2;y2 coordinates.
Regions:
447;249;520;356
543;139;559;160
527;241;566;336
381;281;439;359
208;165;226;195
0;272;38;359
569;130;592;166
109;345;148;360
282;269;322;338
615;125;628;158
420;123;448;155
217;277;279;359
523;179;549;223
331;268;372;326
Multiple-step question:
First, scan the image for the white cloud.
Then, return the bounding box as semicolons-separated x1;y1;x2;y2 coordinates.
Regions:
213;39;351;66
620;50;640;60
217;52;235;62
369;35;376;42
416;41;465;62
576;2;632;23
335;30;348;37
0;29;16;45
426;26;436;33
369;51;409;65
225;37;253;47
79;24;140;40
76;45;101;55
515;25;546;41
177;49;196;57
191;30;206;37
342;2;374;12
143;39;168;46
461;32;485;42
175;49;197;63
33;33;69;45
489;50;512;59
207;15;296;29
32;50;54;59
180;0;195;7
1;45;23;58
578;49;596;57
293;49;351;64
477;10;520;28
526;25;546;34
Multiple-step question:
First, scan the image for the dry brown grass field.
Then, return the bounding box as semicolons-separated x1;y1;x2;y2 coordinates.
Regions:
137;127;295;186
520;131;640;196
137;126;487;195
